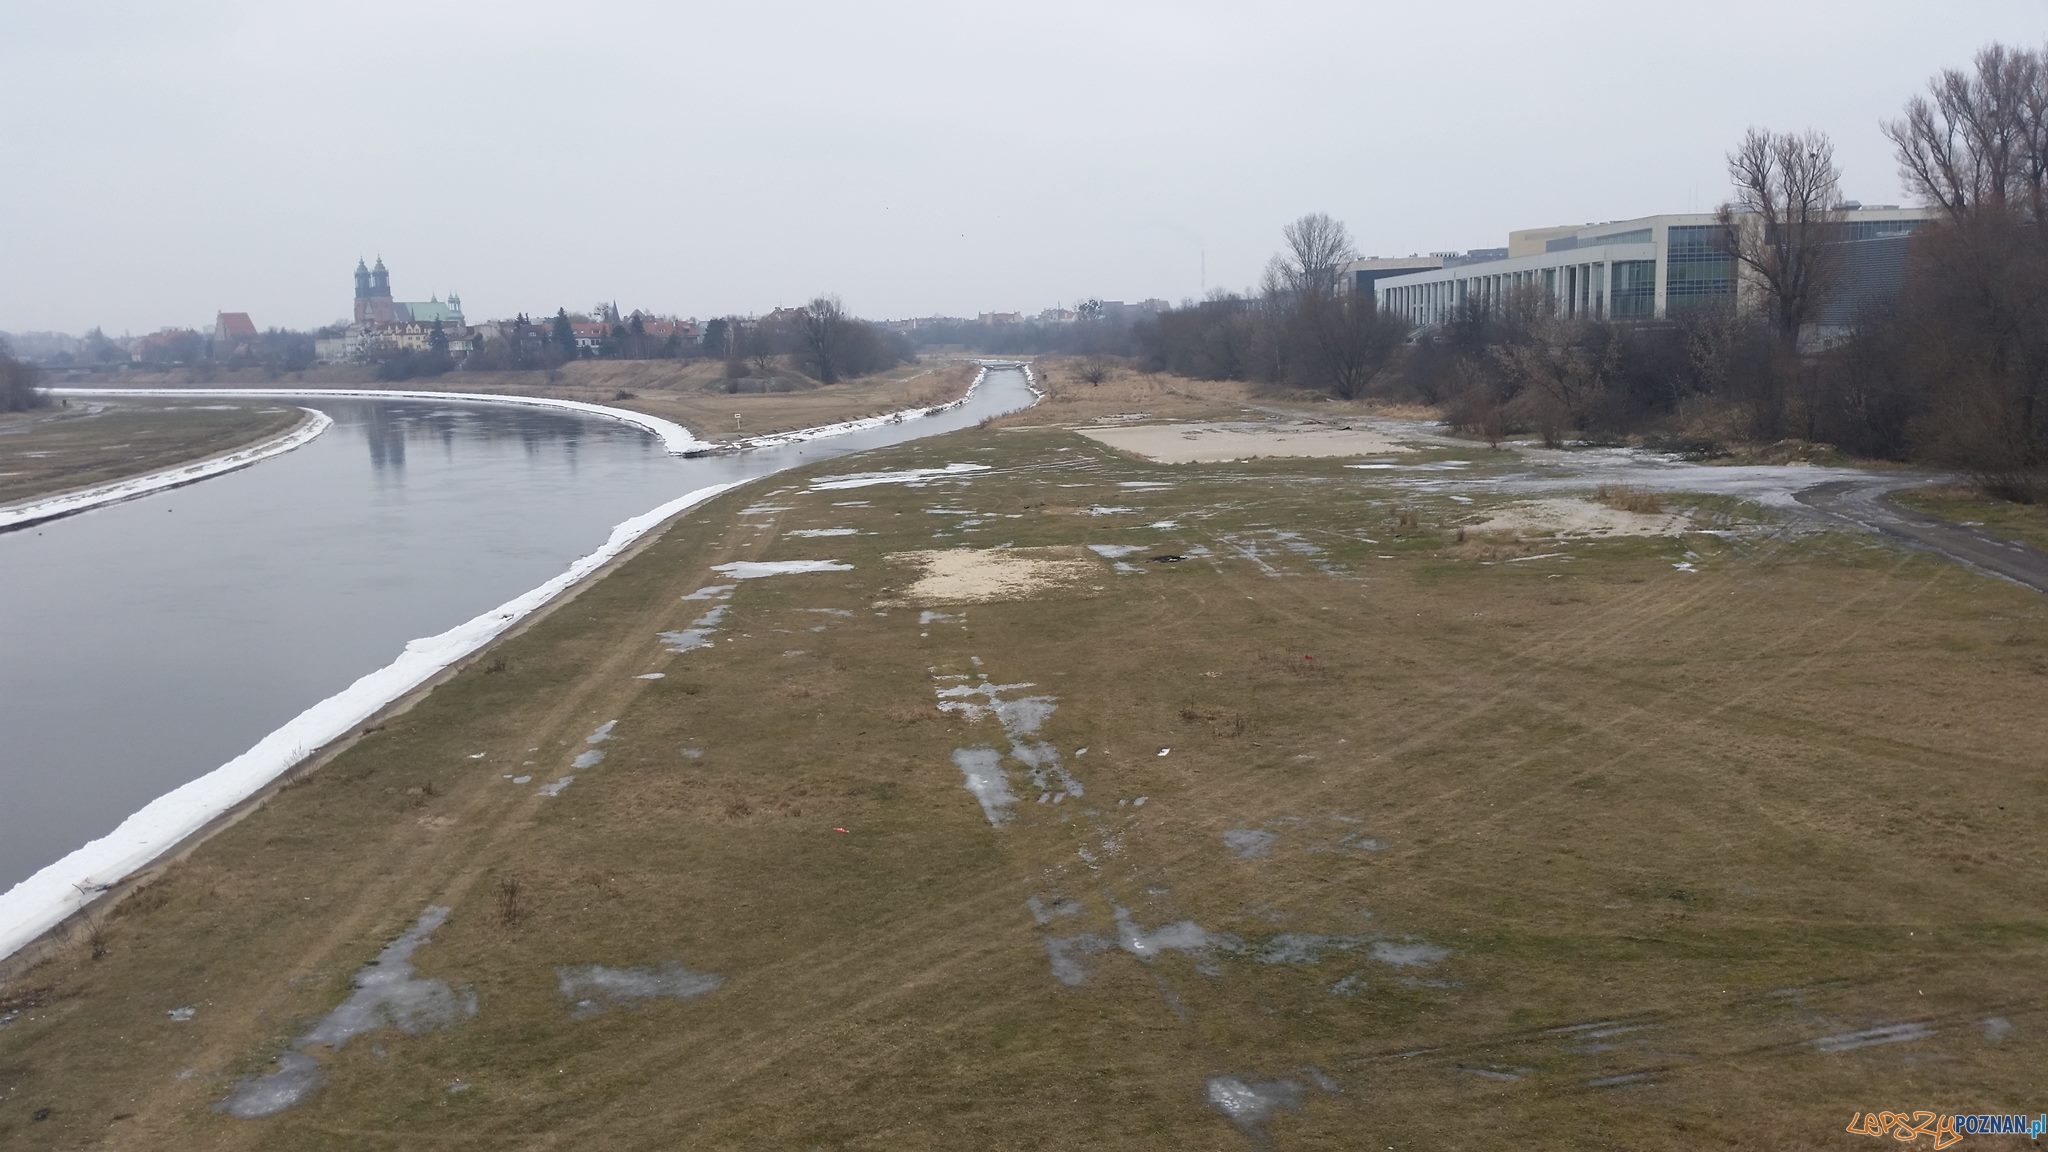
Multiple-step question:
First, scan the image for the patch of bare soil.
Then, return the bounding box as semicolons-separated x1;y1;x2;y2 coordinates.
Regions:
1076;420;1415;464
1467;496;1691;538
885;546;1099;604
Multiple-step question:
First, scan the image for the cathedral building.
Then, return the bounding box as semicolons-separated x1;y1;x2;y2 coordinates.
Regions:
352;257;463;327
335;257;470;361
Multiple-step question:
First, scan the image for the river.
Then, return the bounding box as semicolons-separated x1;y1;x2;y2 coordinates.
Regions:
0;367;1035;895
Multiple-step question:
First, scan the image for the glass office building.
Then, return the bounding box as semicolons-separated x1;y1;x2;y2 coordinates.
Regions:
1375;206;1936;326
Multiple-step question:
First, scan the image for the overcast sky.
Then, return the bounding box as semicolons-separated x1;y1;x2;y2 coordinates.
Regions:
4;0;2045;335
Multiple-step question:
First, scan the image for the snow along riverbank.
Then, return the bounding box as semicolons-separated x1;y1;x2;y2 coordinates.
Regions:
0;477;745;962
734;364;991;450
0;407;334;533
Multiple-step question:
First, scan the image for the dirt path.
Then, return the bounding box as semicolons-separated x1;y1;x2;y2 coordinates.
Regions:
1797;479;2048;593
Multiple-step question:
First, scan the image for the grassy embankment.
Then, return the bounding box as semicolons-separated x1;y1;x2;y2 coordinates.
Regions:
3;376;2046;1149
66;359;979;444
0;401;306;507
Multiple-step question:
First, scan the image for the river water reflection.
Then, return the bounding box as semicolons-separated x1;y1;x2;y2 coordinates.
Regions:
0;368;1034;891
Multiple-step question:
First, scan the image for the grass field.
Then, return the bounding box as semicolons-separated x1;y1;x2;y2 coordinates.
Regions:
0;401;306;507
3;407;2045;1150
1894;483;2048;555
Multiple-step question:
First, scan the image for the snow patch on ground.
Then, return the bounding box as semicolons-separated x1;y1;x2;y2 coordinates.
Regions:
788;527;858;537
807;462;991;491
710;559;853;579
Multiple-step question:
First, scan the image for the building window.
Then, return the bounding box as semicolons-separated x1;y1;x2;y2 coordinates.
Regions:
1612;260;1655;318
1666;224;1734;314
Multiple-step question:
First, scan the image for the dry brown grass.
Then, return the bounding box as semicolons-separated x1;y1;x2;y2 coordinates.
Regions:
79;359;977;445
1594;482;1666;514
4;427;2046;1150
0;401;305;506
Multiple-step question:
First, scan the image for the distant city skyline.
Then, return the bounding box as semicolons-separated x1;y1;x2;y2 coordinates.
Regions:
4;0;2045;335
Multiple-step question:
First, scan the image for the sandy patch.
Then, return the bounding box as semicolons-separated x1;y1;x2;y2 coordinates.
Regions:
1077;420;1414;464
1468;497;1690;538
888;547;1097;604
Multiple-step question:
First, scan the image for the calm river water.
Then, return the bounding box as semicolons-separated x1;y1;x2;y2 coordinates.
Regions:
0;368;1034;891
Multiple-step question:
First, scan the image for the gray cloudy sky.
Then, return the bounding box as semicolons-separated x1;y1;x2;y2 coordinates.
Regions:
4;0;2044;334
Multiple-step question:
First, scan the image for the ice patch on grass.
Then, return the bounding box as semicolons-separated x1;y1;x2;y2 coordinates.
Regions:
1084;505;1138;516
788;527;858;538
218;905;473;1118
807;462;989;491
919;610;962;625
682;584;735;601
1114;906;1241;961
557;962;723;1018
572;749;605;770
1087;543;1147;559
659;603;729;652
1043;934;1113;986
1205;1076;1306;1135
1223;828;1278;859
951;747;1016;826
1255;933;1371;965
710;559;852;579
636;672;665;680
1984;1016;2013;1043
1370;940;1450;968
1812;1022;1932;1052
538;776;575;796
586;721;617;744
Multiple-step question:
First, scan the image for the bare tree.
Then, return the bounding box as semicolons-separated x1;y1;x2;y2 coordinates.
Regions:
1078;357;1113;385
1278;213;1356;300
0;337;48;412
1719;127;1846;346
1885;43;2048;223
799;295;846;383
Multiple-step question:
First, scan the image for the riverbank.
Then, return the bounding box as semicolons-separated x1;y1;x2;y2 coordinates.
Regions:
6;404;2044;1148
55;359;981;445
0;400;310;510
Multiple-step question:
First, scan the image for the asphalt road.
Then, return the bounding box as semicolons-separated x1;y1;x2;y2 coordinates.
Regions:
1796;479;2048;594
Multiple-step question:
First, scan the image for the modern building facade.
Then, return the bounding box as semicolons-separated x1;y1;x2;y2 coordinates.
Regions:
1374;206;1937;328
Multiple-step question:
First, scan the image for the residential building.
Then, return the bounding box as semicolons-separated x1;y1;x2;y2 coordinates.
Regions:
1374;205;1938;328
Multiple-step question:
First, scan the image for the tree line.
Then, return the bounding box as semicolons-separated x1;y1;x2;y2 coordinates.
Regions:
1;337;48;412
1121;41;2048;502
